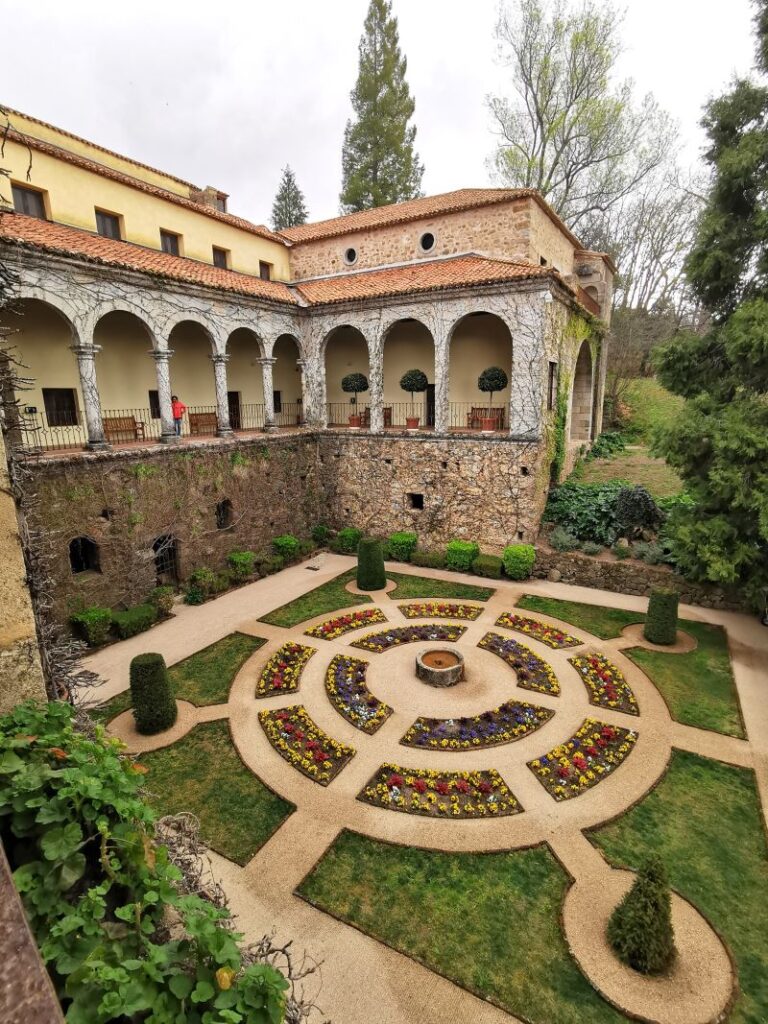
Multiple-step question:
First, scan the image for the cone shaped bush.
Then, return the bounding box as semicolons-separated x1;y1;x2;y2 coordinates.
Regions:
357;537;386;591
643;588;679;645
607;856;675;975
129;653;177;735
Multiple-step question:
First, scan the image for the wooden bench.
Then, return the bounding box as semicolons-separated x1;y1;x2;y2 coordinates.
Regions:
103;415;145;444
189;412;219;436
466;407;505;431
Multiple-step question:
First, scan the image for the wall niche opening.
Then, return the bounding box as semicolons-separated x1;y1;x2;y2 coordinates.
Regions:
407;492;425;510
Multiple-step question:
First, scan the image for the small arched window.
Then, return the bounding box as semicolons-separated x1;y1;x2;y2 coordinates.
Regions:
69;536;101;574
215;499;234;530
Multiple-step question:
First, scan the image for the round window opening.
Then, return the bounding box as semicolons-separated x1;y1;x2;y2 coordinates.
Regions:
420;231;436;253
344;247;358;266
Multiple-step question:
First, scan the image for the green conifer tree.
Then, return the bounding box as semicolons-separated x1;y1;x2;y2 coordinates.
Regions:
653;2;768;609
271;165;308;231
340;0;424;213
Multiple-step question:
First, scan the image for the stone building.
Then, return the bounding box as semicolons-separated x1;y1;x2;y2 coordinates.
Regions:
0;106;613;624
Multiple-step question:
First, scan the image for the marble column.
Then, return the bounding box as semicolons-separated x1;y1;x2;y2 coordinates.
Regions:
433;333;450;435
70;343;108;449
258;356;277;431
296;358;306;426
211;353;233;437
152;348;178;444
368;338;384;434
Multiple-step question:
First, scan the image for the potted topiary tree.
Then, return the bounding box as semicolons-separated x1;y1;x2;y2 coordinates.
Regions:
399;368;429;429
341;372;369;428
478;366;508;431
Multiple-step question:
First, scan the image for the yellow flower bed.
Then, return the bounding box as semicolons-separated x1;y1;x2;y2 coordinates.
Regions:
398;601;483;621
258;705;355;786
256;642;316;698
359;762;521;818
528;718;638;801
495;612;582;648
305;608;387;640
569;652;639;715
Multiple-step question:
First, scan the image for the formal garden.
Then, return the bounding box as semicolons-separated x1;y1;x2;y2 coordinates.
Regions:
8;529;759;1024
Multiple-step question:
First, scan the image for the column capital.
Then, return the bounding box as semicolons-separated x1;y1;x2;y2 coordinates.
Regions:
70;343;101;358
151;348;174;363
256;355;277;367
210;352;230;365
296;358;306;369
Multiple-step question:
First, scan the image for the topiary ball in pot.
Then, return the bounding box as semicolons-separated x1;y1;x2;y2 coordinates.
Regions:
643;588;679;645
607;856;675;975
129;652;177;735
357;537;386;591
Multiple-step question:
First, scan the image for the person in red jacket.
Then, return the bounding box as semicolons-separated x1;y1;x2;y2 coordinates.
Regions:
171;395;186;436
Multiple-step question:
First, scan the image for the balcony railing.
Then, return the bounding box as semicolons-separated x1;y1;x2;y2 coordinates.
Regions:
448;403;507;432
326;402;371;427
18;409;88;452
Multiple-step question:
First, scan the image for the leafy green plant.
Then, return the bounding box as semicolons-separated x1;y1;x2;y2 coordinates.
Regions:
273;534;299;561
70;607;112;647
411;550;447;569
0;700;288;1022
502;544;536;580
149;586;175;616
311;524;330;545
399;369;428;419
472;553;504;578
256;554;285;576
130;652;177;735
388;531;418;561
644;588;679;645
632;541;666;565
586;432;627;460
548;526;581;552
445;540;480;572
616;485;662;537
544;481;625;545
581;541;604;556
184;567;218;605
331;527;363;554
357;537;386;590
227;550;257;581
607;856;675;974
341;372;369;397
112;603;158;640
477;366;508;414
612;544;632;560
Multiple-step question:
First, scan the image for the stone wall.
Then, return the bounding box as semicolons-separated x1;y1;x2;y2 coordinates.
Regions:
532;548;745;611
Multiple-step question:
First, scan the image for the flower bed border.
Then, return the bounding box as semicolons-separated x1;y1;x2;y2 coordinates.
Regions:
350;623;467;653
569;652;639;715
528;718;638;801
255;641;317;698
325;654;392;734
305;608;388;640
358;763;521;818
398;601;483;621
258;705;355;786
400;700;554;751
477;632;561;696
495;612;582;649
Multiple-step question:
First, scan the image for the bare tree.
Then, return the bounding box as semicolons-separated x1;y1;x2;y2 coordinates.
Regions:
487;0;674;234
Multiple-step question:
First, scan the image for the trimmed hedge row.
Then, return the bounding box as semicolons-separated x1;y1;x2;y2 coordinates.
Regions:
185;535;317;604
71;587;174;648
378;532;537;582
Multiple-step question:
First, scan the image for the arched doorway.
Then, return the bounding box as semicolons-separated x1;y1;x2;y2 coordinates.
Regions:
383;319;435;429
273;335;303;427
94;311;158;442
167;321;217;436
448;313;512;432
324;326;369;427
570;342;594;441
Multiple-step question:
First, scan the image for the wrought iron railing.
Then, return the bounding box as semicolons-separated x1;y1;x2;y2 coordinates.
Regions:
448;402;507;432
101;407;161;444
326;401;371;427
18;409;87;451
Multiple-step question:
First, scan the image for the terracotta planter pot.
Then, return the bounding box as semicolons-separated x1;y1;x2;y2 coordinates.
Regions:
405;416;420;430
481;417;497;432
348;414;362;428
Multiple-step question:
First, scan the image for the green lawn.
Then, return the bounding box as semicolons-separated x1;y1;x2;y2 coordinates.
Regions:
516;594;645;639
259;570;370;627
299;831;624;1024
387;571;494;602
570;446;682;498
626;621;743;737
139;720;293;865
591;751;768;1024
624;378;684;443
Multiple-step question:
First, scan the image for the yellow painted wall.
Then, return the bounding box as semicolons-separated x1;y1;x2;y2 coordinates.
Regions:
227;331;265;411
166;324;217;408
382;322;435;413
93;313;158;411
325;329;370;413
449;315;512;407
273;335;303;407
3;137;291;280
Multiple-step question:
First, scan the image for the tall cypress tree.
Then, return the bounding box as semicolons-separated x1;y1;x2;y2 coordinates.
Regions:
654;1;768;609
271;166;308;231
340;0;424;213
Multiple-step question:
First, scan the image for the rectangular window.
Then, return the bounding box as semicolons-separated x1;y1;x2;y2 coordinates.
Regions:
11;184;47;219
212;246;229;269
160;230;181;256
148;390;160;419
547;361;558;411
259;261;272;281
42;388;78;427
95;209;121;240
215;196;227;213
273;390;282;414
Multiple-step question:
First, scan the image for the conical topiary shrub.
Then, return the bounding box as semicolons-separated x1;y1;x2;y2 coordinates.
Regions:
643;588;679;645
129;653;177;735
357;537;386;591
607;857;675;975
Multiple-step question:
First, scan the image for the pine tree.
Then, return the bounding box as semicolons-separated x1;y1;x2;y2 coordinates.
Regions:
271;165;308;231
607;857;675;975
340;0;424;213
653;1;768;610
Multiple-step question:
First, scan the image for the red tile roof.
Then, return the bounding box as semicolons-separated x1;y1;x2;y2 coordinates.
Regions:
0;212;297;304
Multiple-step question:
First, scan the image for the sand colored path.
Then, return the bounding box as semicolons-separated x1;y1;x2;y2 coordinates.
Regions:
97;557;767;1024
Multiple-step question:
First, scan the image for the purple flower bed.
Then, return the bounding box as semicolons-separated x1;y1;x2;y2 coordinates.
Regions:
401;699;554;750
325;654;392;734
477;632;561;696
351;623;466;653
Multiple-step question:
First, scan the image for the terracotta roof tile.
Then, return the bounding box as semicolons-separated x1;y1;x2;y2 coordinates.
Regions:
295;254;560;305
0;213;297;304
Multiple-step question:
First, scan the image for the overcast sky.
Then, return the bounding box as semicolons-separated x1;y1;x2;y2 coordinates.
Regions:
2;0;758;227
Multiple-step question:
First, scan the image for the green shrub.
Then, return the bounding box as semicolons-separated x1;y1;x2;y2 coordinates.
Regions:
472;553;503;578
633;541;666;565
411;550;447;569
586;431;627;461
612;544;632;560
273;534;300;561
71;607;112;647
129;652;177;735
297;538;317;558
227;549;256;581
616;484;662;537
502;544;536;580
644;588;679;645
544;481;625;545
312;523;331;545
259;554;285;576
445;539;480;572
357;537;386;590
112;603;157;640
607;857;675;974
0;700;289;1020
332;527;363;554
213;570;233;594
581;541;604;556
388;531;418;561
184;567;217;604
148;585;175;616
549;526;581;552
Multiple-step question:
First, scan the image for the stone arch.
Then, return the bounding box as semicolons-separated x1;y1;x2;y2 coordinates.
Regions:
7;287;82;332
226;327;266;429
85;300;161;346
447;311;513;432
382;317;436;428
166;320;218;418
323;324;370;427
273;334;303;426
570;341;594;440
